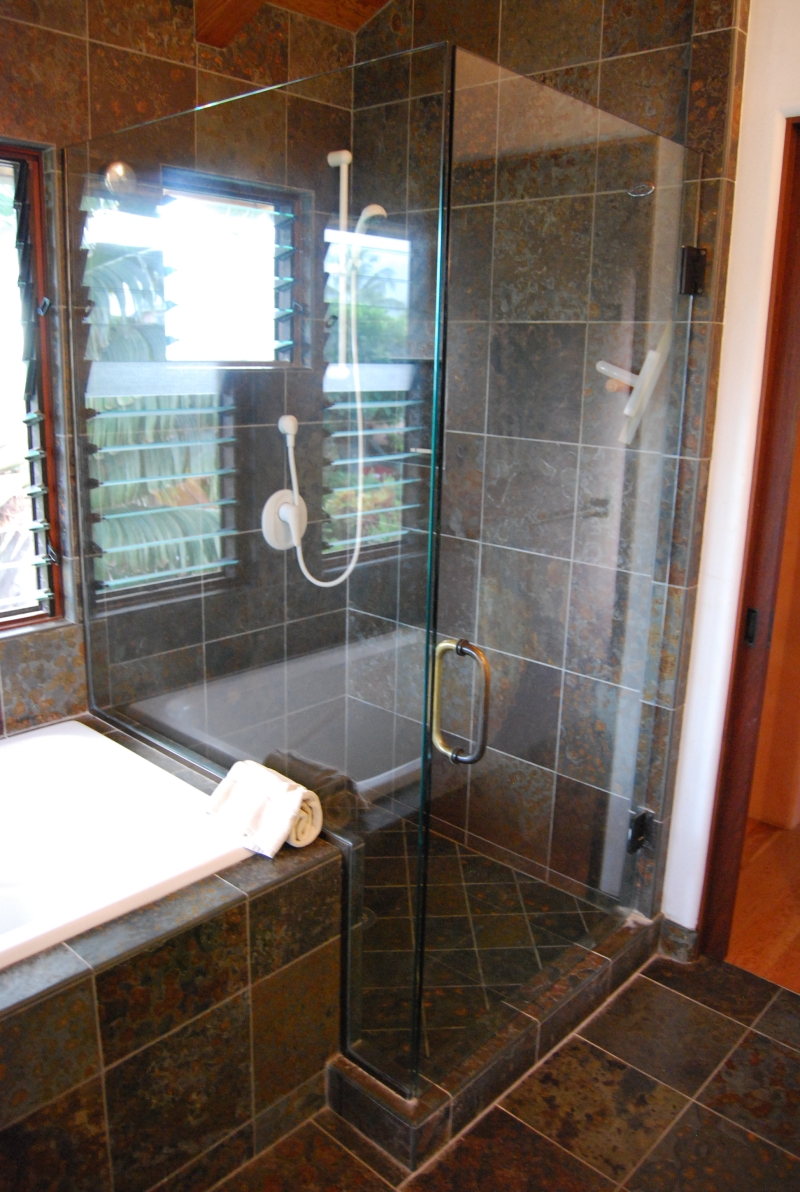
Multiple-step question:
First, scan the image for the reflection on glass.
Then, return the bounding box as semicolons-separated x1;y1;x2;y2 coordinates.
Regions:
0;161;37;615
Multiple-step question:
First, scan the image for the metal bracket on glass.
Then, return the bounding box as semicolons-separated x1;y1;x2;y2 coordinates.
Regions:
432;638;490;765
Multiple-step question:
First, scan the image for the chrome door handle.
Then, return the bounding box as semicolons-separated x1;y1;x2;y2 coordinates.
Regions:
432;638;490;765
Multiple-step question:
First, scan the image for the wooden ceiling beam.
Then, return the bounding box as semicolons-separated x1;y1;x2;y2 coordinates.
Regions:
196;0;389;44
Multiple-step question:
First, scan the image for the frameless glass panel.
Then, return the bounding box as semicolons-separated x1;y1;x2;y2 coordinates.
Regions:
68;45;451;1097
407;49;694;1088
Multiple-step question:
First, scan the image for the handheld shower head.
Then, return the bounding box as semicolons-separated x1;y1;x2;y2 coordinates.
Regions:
355;204;387;235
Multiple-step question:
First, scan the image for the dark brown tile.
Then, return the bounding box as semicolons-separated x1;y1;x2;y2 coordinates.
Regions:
599;45;691;143
488;322;585;443
409;92;444;209
687;29;734;179
492;196;593;321
254;1071;326;1152
478;543;569;665
574;445;668;576
287;12;353;107
550;777;615;891
89;43;195;139
602;0;693;57
0;944;89;1016
155;1124;253;1192
0;979;99;1130
757;989;800;1053
220;1121;389;1192
0;621;86;732
405;1106;613;1190
566;564;652;689
354;51;409;107
88;0;195;63
625;1101;799;1190
68;875;244;970
315;1107;409;1187
95;904;248;1065
441;432;484;540
693;0;737;32
356;0;412;62
499;0;602;75
467;751;555;870
413;0;500;61
559;673;639;793
198;4;288;86
105;993;251;1192
444;322;488;434
581;976;746;1096
482;438;577;560
503;1036;687;1182
644;956;776;1024
594;915;660;989
497;76;598;202
0;0;84;33
531;62;600;106
484;649;561;770
327;1053;451;1167
699;1030;800;1155
197;75;287;185
352;98;409;215
250;858;341;981
448;205;493;321
0;1078;111;1192
252;938;339;1110
0;18;88;146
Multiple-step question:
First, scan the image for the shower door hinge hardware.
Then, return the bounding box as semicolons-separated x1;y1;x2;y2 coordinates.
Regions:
627;809;654;854
744;606;759;646
36;296;51;316
679;246;707;295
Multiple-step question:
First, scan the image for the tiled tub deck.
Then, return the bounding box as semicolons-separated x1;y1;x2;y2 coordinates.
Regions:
0;837;342;1192
0;723;660;1189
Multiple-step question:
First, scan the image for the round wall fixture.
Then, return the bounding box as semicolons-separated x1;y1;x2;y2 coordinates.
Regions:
628;182;655;197
261;489;307;551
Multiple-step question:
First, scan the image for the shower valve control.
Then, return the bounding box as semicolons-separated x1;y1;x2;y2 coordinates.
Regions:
261;489;308;551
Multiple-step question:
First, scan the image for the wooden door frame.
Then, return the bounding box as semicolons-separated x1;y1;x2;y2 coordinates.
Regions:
699;117;800;958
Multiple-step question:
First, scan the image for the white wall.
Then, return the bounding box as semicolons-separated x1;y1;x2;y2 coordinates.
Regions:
662;0;800;929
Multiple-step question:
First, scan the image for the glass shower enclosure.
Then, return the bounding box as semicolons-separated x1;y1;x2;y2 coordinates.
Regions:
67;45;694;1098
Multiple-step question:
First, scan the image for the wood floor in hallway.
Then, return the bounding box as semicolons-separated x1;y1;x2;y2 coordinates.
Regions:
727;817;800;993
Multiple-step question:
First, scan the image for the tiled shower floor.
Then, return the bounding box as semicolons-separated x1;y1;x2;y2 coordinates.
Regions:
351;802;624;1087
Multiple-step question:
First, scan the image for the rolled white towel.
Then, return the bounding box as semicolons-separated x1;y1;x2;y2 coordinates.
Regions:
207;760;322;858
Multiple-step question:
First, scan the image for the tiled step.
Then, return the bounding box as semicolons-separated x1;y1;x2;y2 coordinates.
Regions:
325;912;660;1171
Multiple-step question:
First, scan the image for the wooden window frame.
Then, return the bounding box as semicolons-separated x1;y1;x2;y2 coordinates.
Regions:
0;142;63;631
699;118;800;957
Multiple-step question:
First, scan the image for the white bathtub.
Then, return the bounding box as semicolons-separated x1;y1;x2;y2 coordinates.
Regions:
0;721;251;972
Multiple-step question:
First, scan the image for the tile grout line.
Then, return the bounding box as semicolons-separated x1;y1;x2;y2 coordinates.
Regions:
498;1102;620;1187
313;1113;402;1189
392;953;659;1188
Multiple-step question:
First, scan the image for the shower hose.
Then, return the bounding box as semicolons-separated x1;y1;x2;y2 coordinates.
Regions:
278;204;385;588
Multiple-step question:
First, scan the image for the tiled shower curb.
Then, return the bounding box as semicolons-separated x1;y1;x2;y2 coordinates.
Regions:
326;912;662;1171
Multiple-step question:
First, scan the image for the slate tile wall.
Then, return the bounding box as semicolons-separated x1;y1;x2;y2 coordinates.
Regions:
0;0;356;741
354;0;747;917
0;838;342;1192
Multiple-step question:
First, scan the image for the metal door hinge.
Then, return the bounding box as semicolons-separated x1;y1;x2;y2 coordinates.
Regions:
627;809;654;854
744;607;758;646
679;246;706;295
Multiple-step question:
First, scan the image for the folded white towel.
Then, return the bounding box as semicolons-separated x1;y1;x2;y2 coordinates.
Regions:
207;760;323;858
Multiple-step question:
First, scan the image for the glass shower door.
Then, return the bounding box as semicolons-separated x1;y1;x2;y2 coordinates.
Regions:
66;46;454;1098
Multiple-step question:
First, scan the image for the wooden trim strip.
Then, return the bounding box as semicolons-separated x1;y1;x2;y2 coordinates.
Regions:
699;118;800;957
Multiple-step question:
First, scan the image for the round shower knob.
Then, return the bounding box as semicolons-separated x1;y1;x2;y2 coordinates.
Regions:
262;490;307;551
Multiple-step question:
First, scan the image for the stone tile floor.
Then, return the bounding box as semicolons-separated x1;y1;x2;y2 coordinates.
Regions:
215;955;800;1190
352;806;624;1087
